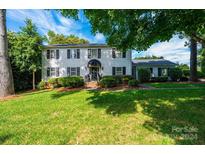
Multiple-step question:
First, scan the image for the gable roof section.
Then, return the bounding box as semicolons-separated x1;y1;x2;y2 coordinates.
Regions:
132;59;176;67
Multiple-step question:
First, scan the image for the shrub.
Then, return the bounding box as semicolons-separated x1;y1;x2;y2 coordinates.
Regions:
197;71;205;78
47;78;60;88
99;77;117;88
37;80;47;90
128;79;139;87
182;69;190;77
150;76;168;82
138;68;151;82
168;68;183;81
122;75;133;84
58;76;84;88
179;77;189;82
102;75;133;85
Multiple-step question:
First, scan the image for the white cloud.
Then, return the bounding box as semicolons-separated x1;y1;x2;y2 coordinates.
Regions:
94;33;105;43
137;36;190;65
7;10;90;40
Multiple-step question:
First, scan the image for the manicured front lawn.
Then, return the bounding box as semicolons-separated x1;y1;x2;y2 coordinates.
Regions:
145;82;205;88
0;88;205;144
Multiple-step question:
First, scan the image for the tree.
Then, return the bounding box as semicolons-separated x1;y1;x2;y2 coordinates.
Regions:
0;9;14;97
8;19;43;90
134;55;164;60
59;10;205;81
47;30;89;44
198;44;205;74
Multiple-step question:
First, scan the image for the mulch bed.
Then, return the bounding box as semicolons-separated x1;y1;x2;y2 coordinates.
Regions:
0;94;21;102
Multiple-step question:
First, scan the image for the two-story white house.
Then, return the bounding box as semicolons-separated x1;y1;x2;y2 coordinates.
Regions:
42;44;132;81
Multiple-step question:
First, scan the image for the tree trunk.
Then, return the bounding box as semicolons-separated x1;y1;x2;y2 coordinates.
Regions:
201;43;205;74
190;37;198;82
32;71;35;90
0;9;14;97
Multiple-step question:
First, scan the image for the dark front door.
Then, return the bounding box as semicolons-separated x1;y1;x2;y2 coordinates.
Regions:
90;67;99;81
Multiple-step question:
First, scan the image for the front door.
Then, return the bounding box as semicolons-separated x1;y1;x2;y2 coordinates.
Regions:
90;67;99;81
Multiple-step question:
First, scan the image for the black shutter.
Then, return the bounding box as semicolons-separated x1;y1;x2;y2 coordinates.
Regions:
56;67;59;77
56;50;59;59
98;49;101;58
122;52;126;58
47;50;50;59
47;67;50;77
112;67;116;75
77;49;80;59
112;49;116;58
67;67;70;76
77;67;80;76
158;68;162;76
88;49;91;59
67;49;71;59
123;67;126;75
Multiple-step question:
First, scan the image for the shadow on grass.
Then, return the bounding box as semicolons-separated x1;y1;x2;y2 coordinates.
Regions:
87;88;205;144
0;134;12;144
51;90;80;99
87;90;138;115
22;89;52;96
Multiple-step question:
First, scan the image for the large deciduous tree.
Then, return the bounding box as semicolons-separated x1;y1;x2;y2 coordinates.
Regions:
59;9;205;81
8;19;43;90
0;9;14;97
47;30;89;44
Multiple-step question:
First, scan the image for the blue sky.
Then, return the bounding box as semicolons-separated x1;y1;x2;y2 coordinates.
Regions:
6;9;190;64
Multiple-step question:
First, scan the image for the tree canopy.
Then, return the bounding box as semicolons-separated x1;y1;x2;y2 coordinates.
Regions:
8;19;44;90
59;9;205;81
47;30;89;44
59;10;205;50
134;55;164;60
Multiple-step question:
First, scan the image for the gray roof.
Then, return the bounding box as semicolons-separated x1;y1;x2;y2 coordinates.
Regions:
44;43;109;48
132;59;176;67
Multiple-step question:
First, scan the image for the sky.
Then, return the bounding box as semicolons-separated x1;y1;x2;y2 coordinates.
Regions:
6;9;190;65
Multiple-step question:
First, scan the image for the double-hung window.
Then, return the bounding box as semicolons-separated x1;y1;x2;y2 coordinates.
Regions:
116;67;123;75
88;49;101;59
112;48;126;58
112;67;126;75
46;49;59;59
47;67;59;77
73;49;80;59
67;67;80;76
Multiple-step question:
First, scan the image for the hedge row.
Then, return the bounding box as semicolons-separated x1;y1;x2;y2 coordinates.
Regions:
38;76;84;89
99;75;139;88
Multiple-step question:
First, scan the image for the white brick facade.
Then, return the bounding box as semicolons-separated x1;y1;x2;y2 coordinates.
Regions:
42;44;132;81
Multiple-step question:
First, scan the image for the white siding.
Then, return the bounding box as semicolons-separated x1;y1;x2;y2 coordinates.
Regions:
42;47;132;80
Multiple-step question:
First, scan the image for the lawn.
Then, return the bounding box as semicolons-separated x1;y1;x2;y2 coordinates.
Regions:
145;82;205;88
0;87;205;144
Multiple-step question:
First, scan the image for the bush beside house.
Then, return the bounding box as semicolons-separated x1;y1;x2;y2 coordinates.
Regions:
99;77;117;88
138;68;151;82
99;75;136;88
169;68;183;81
128;79;139;87
150;76;168;82
38;76;84;90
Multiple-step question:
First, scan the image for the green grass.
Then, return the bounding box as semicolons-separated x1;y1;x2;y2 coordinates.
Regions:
145;83;205;88
0;88;205;144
